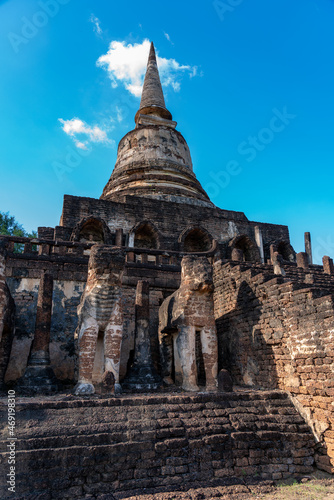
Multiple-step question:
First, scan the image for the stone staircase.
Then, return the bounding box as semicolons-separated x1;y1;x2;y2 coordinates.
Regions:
284;263;334;292
0;390;316;499
227;259;334;295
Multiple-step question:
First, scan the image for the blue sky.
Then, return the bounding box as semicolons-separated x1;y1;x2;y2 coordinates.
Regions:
0;0;333;263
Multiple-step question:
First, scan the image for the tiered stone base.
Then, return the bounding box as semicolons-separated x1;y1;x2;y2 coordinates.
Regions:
122;363;162;392
15;361;62;396
0;390;316;499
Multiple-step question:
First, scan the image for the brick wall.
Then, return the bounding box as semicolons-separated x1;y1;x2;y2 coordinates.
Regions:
0;392;316;498
59;194;290;259
213;260;334;473
4;246;181;385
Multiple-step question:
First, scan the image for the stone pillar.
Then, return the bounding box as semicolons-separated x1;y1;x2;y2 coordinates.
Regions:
122;281;161;391
231;248;243;261
128;233;135;247
38;244;50;256
17;273;62;394
272;252;286;276
24;242;32;253
115;228;123;247
31;274;53;356
304;232;313;265
323;256;334;275
296;252;309;270
141;253;148;264
134;281;151;365
254;226;264;263
270;244;277;262
127;251;135;263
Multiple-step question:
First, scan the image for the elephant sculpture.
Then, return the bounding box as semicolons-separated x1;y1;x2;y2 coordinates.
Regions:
159;255;218;392
74;245;125;395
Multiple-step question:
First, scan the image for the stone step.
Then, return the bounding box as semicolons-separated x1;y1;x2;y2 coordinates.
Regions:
227;261;334;295
0;390;316;499
0;399;305;444
0;393;301;440
0;414;309;452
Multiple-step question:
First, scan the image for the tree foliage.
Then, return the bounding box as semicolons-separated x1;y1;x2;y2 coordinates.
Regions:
0;212;37;252
0;212;37;239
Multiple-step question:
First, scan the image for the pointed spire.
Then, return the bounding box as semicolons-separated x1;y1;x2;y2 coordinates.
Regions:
135;42;172;124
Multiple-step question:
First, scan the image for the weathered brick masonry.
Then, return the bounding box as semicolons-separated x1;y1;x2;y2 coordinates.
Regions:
0;40;333;498
3;241;182;385
0;391;316;499
57;193;290;259
213;260;334;472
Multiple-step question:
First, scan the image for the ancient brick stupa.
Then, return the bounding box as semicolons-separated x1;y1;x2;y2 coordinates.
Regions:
0;41;333;498
102;42;212;205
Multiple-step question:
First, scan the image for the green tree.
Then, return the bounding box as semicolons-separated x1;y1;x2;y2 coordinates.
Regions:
0;212;37;238
0;212;25;236
0;211;37;252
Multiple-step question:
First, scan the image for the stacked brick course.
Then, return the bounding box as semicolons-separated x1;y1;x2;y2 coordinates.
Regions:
0;391;316;499
213;260;334;472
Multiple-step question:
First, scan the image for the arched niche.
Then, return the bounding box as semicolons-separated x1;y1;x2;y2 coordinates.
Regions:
228;235;261;263
179;227;212;253
132;222;160;249
70;217;113;245
277;241;296;262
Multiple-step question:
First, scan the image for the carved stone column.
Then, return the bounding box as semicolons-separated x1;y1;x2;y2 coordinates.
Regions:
115;228;123;247
122;281;161;391
304;232;313;265
272;251;286;276
17;273;62;394
254;226;264;263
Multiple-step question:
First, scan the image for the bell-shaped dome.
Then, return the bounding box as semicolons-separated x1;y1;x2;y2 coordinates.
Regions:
101;42;212;207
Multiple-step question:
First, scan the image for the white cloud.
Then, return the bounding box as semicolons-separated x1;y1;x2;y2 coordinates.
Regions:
75;141;88;150
116;106;123;123
58;118;113;149
90;14;102;36
97;39;199;97
164;32;174;45
190;67;198;78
